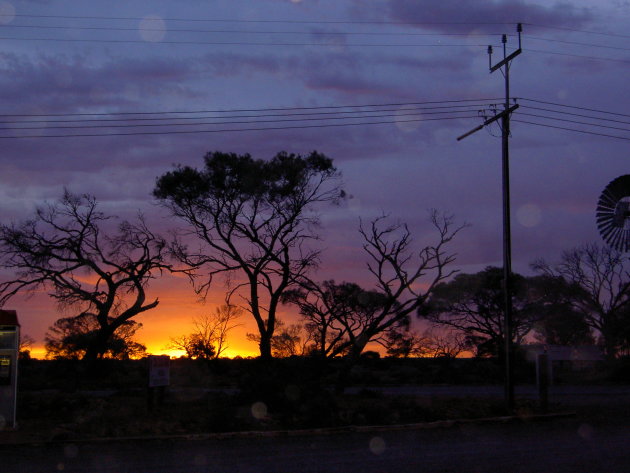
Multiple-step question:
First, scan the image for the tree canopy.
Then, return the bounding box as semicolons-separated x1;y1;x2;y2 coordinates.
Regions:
154;150;343;360
533;243;630;357
283;212;464;359
45;312;146;360
421;266;544;357
168;304;243;359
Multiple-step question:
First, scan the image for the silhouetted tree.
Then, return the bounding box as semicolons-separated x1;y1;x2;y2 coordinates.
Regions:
169;333;216;360
421;266;543;358
384;328;430;358
18;334;35;360
154;151;342;360
284;212;464;359
246;319;312;358
531;275;594;346
281;280;356;358
44;312;146;360
169;304;243;359
533;243;630;357
612;306;630;357
423;327;469;358
0;191;172;361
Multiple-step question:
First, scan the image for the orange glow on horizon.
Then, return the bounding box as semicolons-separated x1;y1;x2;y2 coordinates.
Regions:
14;274;471;361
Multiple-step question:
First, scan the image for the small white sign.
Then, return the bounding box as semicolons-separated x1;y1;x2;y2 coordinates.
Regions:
148;355;170;387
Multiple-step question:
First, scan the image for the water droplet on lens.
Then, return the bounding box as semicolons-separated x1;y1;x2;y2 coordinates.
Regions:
285;384;300;401
578;423;594;440
0;2;16;24
369;436;386;455
251;401;268;419
395;105;422;132
64;444;79;458
193;453;207;466
516;204;542;228
139;15;167;42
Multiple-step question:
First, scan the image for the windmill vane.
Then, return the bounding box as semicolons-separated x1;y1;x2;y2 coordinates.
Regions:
596;175;630;252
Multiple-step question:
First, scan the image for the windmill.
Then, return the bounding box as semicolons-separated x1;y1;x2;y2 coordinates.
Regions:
596;175;630;252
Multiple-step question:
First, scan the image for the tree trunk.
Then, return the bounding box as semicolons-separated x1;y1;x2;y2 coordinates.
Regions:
83;325;115;362
258;333;273;361
600;322;619;359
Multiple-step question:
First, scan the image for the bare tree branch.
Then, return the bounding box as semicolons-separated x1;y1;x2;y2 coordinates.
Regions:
0;190;176;360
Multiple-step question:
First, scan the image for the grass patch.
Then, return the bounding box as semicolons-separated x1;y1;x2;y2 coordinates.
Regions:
6;388;544;442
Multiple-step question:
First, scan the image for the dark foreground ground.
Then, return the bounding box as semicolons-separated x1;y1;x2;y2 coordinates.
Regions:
1;403;629;473
2;358;629;471
2;384;629;473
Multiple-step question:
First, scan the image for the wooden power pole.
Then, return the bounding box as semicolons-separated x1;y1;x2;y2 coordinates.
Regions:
458;23;522;412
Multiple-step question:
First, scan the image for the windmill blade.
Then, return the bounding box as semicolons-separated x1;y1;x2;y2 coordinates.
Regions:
596;175;630;253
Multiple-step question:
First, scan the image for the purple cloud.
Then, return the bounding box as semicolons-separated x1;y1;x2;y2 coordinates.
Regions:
386;0;593;33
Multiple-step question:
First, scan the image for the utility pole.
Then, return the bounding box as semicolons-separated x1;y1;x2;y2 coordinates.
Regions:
458;23;522;412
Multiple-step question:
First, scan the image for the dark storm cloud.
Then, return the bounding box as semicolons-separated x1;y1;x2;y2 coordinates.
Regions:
200;48;471;103
0;53;202;113
386;0;594;32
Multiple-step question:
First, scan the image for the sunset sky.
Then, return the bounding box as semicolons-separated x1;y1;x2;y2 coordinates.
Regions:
1;0;630;358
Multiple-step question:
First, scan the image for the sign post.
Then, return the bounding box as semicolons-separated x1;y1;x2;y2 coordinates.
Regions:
147;355;170;410
0;310;20;429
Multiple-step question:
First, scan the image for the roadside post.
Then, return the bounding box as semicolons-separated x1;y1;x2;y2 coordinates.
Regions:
536;353;549;413
147;354;170;410
0;309;20;429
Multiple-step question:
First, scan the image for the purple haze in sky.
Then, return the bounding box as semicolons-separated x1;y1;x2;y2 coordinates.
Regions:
1;0;629;353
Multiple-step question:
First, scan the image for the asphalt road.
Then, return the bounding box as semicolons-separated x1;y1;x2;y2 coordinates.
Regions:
2;416;629;473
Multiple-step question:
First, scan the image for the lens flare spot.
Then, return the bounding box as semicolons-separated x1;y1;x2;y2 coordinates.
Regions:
193;454;207;466
53;70;73;88
0;2;16;25
465;28;485;52
251;401;268;420
578;423;594;440
395;105;422;132
56;463;65;471
369;436;386;455
64;444;79;459
89;86;109;103
285;384;301;402
557;89;569;100
139;15;167;42
516;204;542;228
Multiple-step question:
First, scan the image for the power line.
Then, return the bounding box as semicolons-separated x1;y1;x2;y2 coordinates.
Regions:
0;114;480;139
526;35;630;53
517;98;630;119
3;94;630;142
518;112;630;134
0;109;484;132
0;98;500;118
525;22;630;40
513;118;630;141
17;23;624;53
3;22;628;65
1;23;508;37
0;104;494;126
0;35;495;48
519;105;630;126
6;16;625;41
523;47;630;64
3;35;626;66
0;13;518;27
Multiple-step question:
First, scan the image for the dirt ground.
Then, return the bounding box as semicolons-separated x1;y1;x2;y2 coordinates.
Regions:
2;385;628;445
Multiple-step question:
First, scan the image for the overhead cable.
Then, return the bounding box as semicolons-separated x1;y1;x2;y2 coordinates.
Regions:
0;114;480;139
